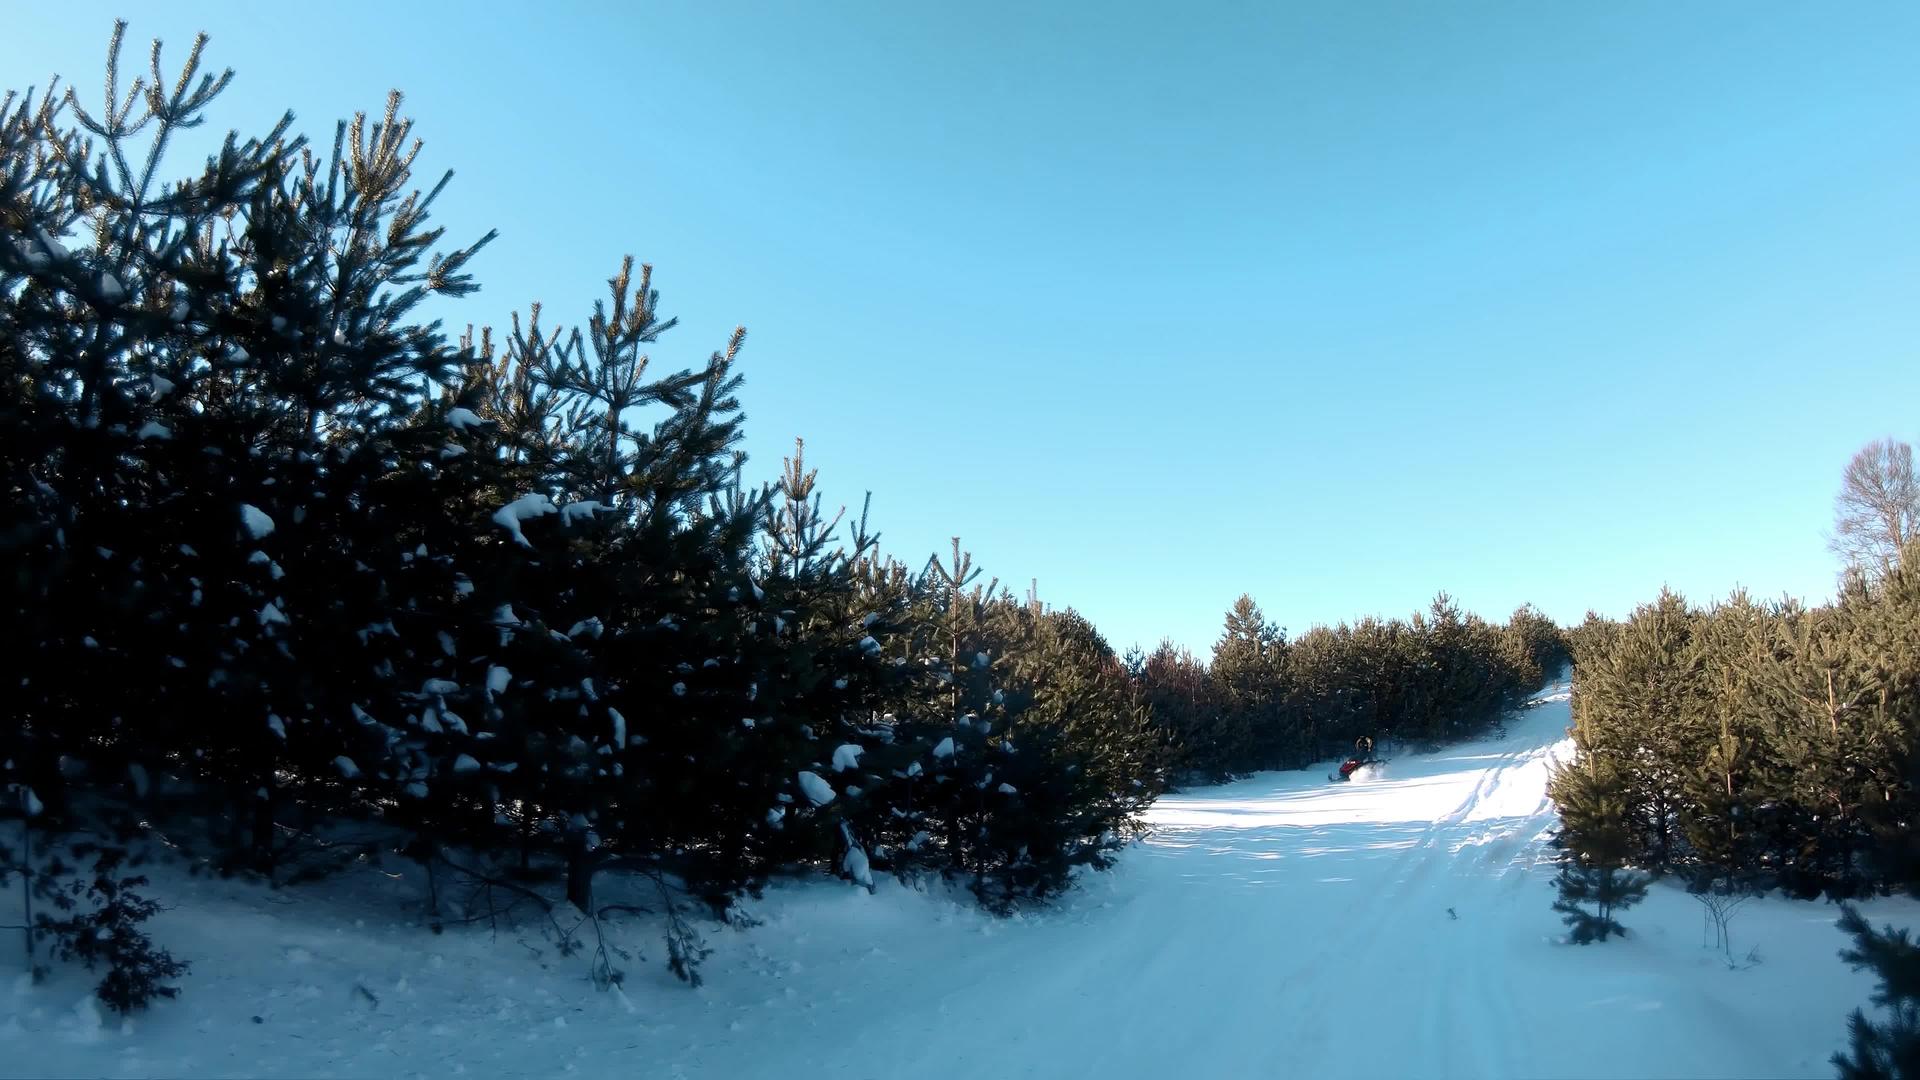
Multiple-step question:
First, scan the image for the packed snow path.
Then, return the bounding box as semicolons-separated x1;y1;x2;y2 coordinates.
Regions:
3;681;1903;1078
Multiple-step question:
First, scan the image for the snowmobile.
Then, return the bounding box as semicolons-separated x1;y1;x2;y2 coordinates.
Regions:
1329;757;1375;783
1329;736;1384;783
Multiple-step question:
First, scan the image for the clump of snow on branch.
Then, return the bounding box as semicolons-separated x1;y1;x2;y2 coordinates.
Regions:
560;500;611;525
798;770;836;806
493;494;557;548
239;503;275;539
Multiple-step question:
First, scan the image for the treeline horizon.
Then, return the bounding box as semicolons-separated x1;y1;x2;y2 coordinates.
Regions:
1547;435;1920;1077
1552;433;1920;903
1554;553;1920;902
1133;593;1568;783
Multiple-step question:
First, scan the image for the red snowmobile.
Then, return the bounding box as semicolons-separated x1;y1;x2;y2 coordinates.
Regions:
1329;736;1381;783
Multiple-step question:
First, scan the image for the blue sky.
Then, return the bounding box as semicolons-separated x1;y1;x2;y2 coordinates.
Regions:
9;2;1919;654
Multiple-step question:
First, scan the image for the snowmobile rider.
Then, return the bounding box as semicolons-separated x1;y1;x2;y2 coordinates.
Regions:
1335;736;1377;781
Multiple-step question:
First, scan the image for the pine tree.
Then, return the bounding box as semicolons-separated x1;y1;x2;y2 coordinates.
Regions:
1849;542;1920;891
0;23;492;881
456;258;765;913
1549;755;1650;944
1211;594;1284;769
1565;611;1623;672
1569;589;1705;869
28;845;189;1014
1833;904;1920;1080
1009;611;1163;847
1680;593;1768;883
894;540;1032;903
1506;603;1570;682
1739;600;1888;899
737;438;903;894
1133;640;1223;782
1286;624;1361;764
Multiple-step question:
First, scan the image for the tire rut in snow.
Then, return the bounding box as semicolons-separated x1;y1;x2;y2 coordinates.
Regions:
1304;731;1556;1077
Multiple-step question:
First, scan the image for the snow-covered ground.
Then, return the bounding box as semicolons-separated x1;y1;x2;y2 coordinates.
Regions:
3;680;1906;1078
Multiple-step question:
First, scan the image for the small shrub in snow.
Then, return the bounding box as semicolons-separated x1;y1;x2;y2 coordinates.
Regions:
1690;880;1755;968
32;847;189;1014
1547;758;1647;945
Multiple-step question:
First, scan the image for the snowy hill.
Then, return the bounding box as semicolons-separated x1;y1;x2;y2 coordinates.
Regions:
4;680;1907;1078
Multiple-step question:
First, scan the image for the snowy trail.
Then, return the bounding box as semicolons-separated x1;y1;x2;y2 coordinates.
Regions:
1070;693;1574;1080
3;679;1906;1078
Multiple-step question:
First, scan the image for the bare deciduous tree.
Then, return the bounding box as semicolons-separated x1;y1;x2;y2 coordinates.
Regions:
1693;885;1754;968
1832;438;1919;583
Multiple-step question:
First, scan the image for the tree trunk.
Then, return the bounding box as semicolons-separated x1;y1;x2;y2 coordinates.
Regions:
252;781;277;876
565;832;594;912
19;818;32;976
